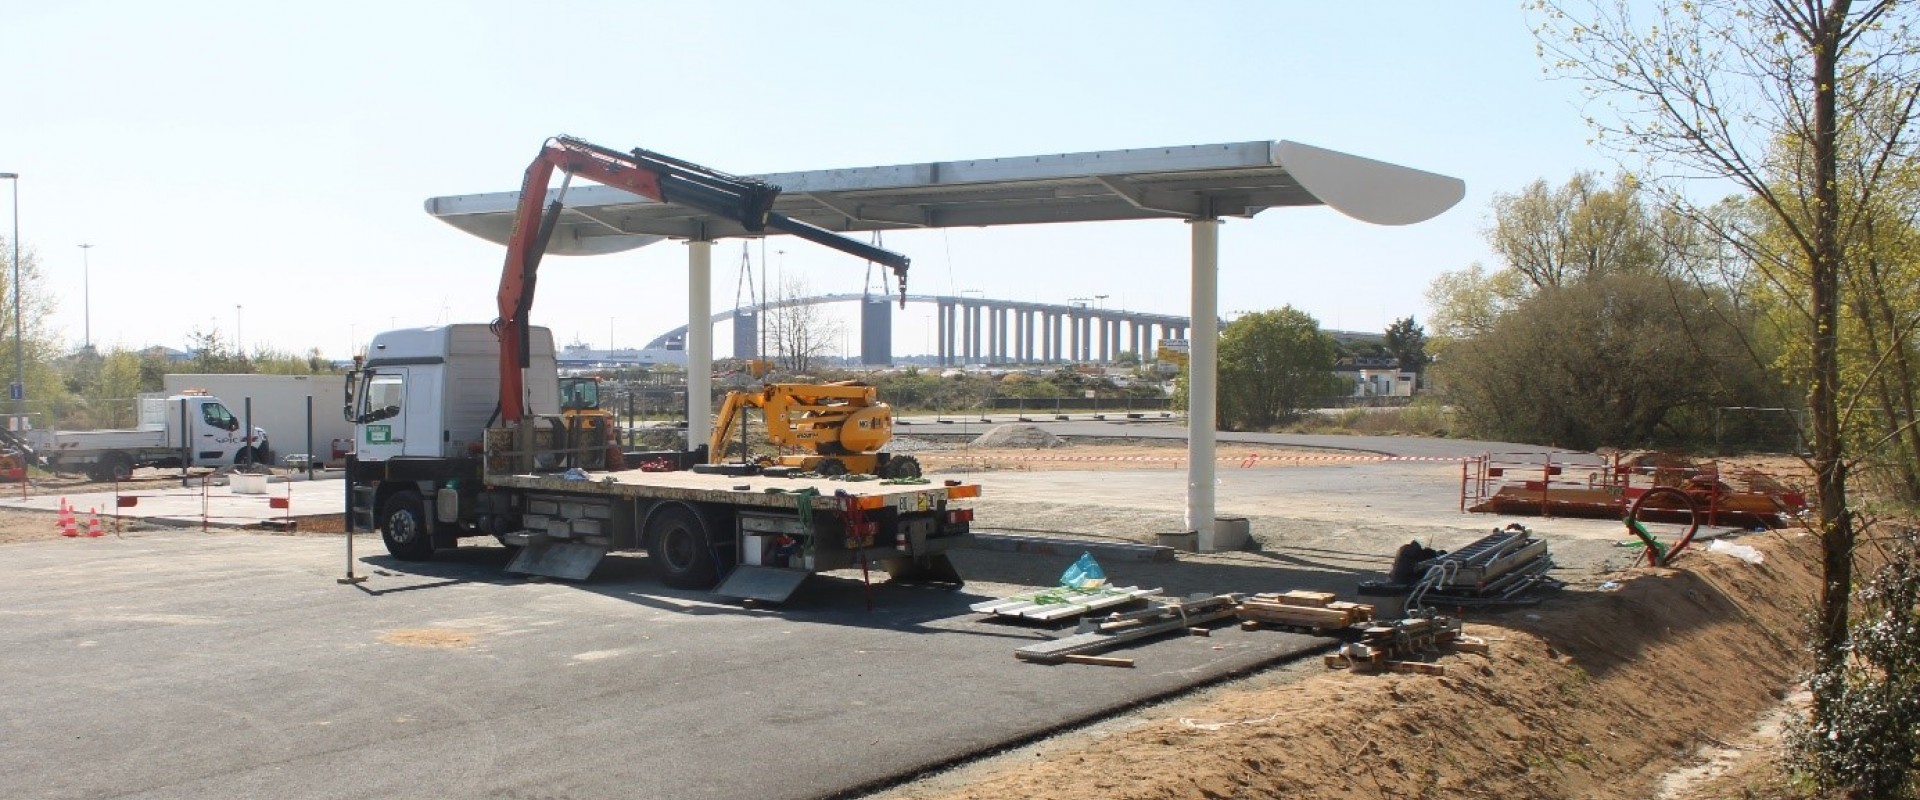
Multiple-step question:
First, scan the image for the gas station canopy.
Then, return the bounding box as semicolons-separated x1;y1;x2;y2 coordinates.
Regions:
422;137;1463;552
424;139;1464;252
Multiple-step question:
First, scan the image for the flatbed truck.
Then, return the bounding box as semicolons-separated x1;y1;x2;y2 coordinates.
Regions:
345;324;975;602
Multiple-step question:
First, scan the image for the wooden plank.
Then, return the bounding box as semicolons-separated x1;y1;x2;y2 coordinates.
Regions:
1237;602;1355;628
1384;660;1447;676
1452;640;1492;655
1061;654;1135;668
1278;590;1336;607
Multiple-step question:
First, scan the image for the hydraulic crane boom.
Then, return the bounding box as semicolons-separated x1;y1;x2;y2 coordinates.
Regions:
494;135;911;424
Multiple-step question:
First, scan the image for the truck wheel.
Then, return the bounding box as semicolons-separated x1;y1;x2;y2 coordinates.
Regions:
239;444;272;468
879;455;922;479
90;451;134;483
380;490;435;561
646;505;717;589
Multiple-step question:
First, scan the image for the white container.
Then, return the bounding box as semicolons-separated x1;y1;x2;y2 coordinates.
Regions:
231;473;269;495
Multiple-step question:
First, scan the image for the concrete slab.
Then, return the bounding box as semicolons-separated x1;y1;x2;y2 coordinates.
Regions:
0;532;1327;800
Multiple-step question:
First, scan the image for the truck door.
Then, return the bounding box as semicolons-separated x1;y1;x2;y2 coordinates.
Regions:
196;399;242;464
356;369;410;463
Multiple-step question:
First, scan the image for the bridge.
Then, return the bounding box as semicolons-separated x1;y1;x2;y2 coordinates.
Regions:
644;293;1191;366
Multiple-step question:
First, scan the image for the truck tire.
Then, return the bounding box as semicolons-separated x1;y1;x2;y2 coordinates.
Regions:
90;451;134;483
380;490;436;561
646;505;717;589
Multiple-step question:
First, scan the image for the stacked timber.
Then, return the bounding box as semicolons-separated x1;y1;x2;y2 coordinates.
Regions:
1323;615;1487;675
1236;590;1375;632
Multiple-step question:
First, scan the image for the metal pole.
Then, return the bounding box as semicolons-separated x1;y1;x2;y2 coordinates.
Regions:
77;243;92;351
687;238;713;455
244;397;253;467
1187;217;1220;551
305;395;314;480
3;173;21;413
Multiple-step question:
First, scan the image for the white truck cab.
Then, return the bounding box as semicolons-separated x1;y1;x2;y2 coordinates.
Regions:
349;324;559;462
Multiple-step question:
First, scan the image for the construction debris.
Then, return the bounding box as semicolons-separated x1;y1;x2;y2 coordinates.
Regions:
1235;591;1376;632
1014;593;1239;664
971;585;1162;622
1323;614;1483;675
1359;524;1561;610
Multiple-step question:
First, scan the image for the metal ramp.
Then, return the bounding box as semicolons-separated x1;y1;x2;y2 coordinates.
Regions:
714;566;810;603
506;540;610;581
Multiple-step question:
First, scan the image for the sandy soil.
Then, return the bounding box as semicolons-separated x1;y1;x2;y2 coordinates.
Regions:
870;529;1820;800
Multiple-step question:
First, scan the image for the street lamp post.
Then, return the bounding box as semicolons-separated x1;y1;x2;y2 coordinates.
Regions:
1;172;20;409
235;304;243;356
78;243;92;351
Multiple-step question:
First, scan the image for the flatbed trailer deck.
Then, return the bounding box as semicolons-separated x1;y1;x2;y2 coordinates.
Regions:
482;467;980;602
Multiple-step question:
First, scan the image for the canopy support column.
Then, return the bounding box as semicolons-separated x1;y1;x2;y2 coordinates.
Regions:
687;237;713;453
1187;217;1220;550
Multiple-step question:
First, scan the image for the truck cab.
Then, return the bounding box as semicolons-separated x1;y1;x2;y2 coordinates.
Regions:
348;324;561;463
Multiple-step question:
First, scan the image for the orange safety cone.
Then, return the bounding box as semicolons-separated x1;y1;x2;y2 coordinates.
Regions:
85;508;104;538
58;499;79;538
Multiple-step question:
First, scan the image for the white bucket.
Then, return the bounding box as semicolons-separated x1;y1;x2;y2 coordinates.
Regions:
231;473;269;495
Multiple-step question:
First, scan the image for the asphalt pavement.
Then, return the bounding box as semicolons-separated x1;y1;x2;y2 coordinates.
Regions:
0;532;1325;800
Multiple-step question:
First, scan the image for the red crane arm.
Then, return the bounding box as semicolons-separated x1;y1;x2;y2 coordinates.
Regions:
492;136;909;425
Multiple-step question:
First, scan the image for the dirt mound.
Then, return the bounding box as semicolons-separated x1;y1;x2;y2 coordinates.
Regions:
878;531;1818;800
969;425;1069;449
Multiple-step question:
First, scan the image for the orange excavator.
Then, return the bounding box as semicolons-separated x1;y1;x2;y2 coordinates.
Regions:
492;136;909;431
706;382;921;478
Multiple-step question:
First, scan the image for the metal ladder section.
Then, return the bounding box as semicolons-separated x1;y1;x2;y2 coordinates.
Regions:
349;485;377;532
1415;525;1556;600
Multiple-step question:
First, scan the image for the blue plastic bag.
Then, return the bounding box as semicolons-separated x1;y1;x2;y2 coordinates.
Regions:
1058;552;1107;590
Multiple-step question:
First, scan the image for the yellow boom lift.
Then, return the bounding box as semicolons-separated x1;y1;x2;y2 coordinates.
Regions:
707;381;920;478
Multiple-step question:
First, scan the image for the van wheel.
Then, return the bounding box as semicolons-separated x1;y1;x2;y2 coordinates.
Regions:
380;490;435;561
646;505;717;589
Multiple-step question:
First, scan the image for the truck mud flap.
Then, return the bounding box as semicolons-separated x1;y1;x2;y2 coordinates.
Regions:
714;566;810;603
880;553;964;586
506;541;609;581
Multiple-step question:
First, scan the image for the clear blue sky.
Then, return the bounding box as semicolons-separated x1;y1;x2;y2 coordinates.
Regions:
1;1;1610;359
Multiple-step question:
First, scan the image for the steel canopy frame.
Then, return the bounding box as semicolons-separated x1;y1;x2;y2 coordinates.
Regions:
425;139;1463;551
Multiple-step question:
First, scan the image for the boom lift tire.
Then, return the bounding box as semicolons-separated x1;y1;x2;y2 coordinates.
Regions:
878;455;922;480
380;490;436;561
814;457;849;477
647;505;718;589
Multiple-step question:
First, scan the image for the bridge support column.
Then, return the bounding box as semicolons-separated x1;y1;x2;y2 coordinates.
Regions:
860;296;891;366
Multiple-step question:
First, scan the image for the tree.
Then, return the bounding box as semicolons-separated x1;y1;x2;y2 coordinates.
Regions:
1489;172;1666;289
763;277;842;375
1434;275;1772;450
1215;307;1343;430
1383;316;1430;381
1533;0;1920;775
0;237;68;416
